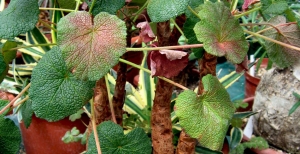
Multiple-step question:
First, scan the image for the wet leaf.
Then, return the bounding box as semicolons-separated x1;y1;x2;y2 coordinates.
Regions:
57;11;127;81
137;21;155;43
194;1;248;64
29;47;95;122
87;121;152;154
175;75;235;150
261;0;288;15
86;0;125;15
263;15;300;68
148;50;188;78
147;0;190;22
0;0;39;39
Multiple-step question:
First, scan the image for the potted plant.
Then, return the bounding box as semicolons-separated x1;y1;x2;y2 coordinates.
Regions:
0;0;299;153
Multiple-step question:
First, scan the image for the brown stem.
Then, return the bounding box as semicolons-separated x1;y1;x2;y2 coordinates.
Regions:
87;78;111;148
151;79;174;154
197;52;217;94
112;18;132;126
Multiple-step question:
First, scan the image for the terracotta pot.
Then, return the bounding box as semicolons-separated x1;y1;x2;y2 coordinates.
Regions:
20;114;89;154
239;58;268;112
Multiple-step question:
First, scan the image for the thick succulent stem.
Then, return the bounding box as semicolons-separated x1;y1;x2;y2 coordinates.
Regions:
197;52;217;94
151;20;174;154
112;18;132;126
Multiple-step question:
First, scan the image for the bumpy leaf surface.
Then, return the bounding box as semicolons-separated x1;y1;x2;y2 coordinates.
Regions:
87;121;152;154
147;0;190;22
175;75;235;151
261;0;288;14
86;0;125;15
194;1;248;64
57;11;126;81
29;46;95;122
0;0;39;39
0;100;21;154
263;16;300;68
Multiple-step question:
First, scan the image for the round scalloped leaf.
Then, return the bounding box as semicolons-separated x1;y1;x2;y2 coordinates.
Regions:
87;121;152;154
29;46;95;122
57;11;126;81
147;0;190;22
86;0;125;15
263;16;300;68
175;75;235;151
194;1;248;64
0;0;39;39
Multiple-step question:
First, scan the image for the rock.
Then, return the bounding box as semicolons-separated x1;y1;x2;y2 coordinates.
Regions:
253;67;300;153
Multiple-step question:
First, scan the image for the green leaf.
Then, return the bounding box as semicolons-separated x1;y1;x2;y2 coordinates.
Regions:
195;145;223;154
69;109;84;122
27;27;51;52
230;137;268;154
185;0;204;19
229;127;243;150
0;115;21;154
0;0;39;39
194;1;248;64
175;74;235;151
263;15;300;68
147;0;190;22
1;41;17;64
261;0;288;15
87;121;152;154
29;46;95;122
0;99;9;115
57;11;127;81
86;0;125;15
0;54;8;84
233;111;257;119
19;99;33;128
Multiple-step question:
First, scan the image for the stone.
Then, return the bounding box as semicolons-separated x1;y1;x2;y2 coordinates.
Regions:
253;67;300;153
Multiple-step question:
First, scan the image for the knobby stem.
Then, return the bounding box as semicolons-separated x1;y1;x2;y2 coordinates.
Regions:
126;44;203;51
244;29;300;52
234;6;262;19
104;74;117;124
0;83;31;115
89;0;97;14
90;99;102;154
39;7;74;12
118;58;189;90
132;0;150;22
6;43;56;52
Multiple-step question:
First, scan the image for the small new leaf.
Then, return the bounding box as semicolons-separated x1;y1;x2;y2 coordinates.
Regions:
0;0;39;39
29;47;95;122
194;1;248;64
175;75;235;150
57;11;127;81
87;121;152;154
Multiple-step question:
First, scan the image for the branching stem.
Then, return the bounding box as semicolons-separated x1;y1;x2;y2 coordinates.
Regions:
0;83;31;115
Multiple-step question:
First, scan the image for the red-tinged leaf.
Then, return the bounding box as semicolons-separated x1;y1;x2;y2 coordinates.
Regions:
57;11;126;81
235;56;248;73
194;2;248;64
148;50;188;78
242;0;260;10
137;21;155;43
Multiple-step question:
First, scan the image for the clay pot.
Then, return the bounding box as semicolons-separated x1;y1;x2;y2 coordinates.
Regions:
20;114;89;154
239;58;268;112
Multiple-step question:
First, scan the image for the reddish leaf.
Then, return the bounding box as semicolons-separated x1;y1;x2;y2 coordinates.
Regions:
242;0;260;10
137;21;155;43
148;50;188;78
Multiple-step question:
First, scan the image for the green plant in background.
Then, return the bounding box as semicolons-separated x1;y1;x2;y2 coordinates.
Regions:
0;0;300;153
